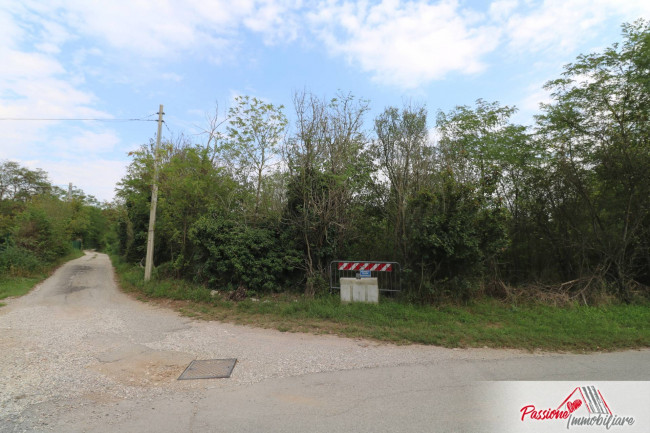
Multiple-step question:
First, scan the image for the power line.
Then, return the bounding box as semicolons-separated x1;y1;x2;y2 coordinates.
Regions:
0;115;159;122
0;118;158;122
162;119;172;135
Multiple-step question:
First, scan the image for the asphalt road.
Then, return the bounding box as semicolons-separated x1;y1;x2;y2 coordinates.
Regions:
1;252;648;432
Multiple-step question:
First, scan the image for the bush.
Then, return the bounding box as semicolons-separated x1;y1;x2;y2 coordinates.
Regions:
14;206;70;262
0;245;44;275
405;174;508;302
189;212;301;293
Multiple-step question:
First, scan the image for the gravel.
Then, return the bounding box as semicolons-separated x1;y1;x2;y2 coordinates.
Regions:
0;252;527;432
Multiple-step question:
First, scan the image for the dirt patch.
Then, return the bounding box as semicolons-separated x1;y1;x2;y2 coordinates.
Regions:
90;348;195;387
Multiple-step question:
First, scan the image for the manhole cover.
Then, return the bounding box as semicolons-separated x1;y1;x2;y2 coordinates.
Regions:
178;359;237;380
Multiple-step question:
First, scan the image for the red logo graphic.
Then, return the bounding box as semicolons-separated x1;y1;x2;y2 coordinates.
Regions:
520;385;635;429
556;386;611;416
567;399;582;413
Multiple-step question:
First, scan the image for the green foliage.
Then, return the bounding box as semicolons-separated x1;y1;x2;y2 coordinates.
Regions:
535;19;650;298
284;91;372;292
0;244;43;275
406;173;508;302
116;139;239;271
436;99;526;183
190;211;301;292
13;203;70;262
0;161;51;201
0;161;108;277
110;23;650;304
373;103;430;264
226;96;288;218
284;167;339;268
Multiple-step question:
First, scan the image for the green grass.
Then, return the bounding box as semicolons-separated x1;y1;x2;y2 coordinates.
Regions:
0;250;84;306
111;255;650;352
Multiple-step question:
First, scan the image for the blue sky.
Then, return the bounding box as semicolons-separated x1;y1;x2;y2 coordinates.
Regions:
1;0;649;202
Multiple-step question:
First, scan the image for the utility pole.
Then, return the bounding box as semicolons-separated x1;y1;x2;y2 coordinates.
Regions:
144;104;164;281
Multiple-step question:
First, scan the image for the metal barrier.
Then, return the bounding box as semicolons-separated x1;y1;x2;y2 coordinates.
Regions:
329;261;401;293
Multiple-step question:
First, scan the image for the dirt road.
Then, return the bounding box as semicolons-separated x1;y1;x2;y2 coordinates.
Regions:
1;252;648;432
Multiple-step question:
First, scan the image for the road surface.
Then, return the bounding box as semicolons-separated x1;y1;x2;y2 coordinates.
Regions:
1;252;648;432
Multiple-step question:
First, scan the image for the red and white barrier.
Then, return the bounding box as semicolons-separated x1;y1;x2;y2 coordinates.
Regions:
337;262;393;272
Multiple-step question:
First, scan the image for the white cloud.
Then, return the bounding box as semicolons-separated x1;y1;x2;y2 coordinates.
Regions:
13;0;302;60
60;0;228;58
0;4;108;120
501;0;650;123
1;123;126;201
0;48;64;80
306;0;650;89
244;0;303;44
503;0;650;54
504;1;607;53
25;158;128;202
489;0;519;22
50;130;122;156
308;0;501;88
519;83;552;114
164;74;183;84
0;14;110;170
0;2;294;202
3;0;649;202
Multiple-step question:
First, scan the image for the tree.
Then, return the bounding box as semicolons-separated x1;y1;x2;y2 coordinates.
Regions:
284;91;371;294
0;161;107;274
226;96;288;219
435;100;543;283
436;99;530;186
0;161;51;201
373;103;429;264
116;136;238;273
536;19;650;298
406;171;508;302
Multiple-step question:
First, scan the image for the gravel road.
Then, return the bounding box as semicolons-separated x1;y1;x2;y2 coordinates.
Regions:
1;252;648;432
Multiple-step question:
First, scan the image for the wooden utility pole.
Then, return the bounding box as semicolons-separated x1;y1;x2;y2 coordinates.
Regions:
144;104;164;281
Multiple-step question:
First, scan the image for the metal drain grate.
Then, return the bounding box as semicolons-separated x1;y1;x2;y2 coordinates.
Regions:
178;358;237;380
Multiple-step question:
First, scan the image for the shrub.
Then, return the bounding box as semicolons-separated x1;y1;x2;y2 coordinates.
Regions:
0;245;44;275
406;174;508;302
189;212;301;293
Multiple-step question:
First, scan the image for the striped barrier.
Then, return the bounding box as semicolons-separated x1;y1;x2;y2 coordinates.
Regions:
337;262;393;272
330;261;401;294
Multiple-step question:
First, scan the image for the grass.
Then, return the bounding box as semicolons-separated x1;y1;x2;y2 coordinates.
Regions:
0;250;84;306
111;255;650;352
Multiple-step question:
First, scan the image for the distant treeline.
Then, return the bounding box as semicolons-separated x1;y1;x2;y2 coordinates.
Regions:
0;161;111;276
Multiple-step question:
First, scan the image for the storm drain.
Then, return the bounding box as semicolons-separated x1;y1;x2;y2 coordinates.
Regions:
178;358;237;380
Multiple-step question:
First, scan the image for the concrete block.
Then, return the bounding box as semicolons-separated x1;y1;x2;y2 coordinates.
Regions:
340;277;379;303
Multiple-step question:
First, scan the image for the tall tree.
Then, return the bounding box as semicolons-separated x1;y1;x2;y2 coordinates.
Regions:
226;96;287;219
435;100;541;282
373;103;429;263
536;19;650;297
285;91;370;294
436;99;525;185
0;161;51;201
116;137;237;273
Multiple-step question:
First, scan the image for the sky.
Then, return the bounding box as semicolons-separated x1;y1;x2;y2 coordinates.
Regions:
1;0;649;202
